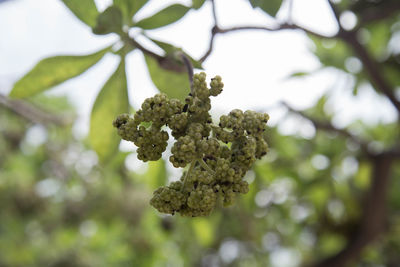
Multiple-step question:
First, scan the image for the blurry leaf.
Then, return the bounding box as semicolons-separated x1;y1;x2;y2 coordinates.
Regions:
113;0;148;25
147;37;203;69
319;233;346;255
354;162;371;189
192;0;206;9
306;185;330;210
61;0;99;27
146;160;167;190
93;6;123;35
365;22;391;59
384;56;400;86
135;4;190;29
304;94;332;121
286;71;310;79
310;37;351;71
89;59;129;162
29;94;75;116
10;46;111;98
249;0;283;17
192;218;214;246
145;54;190;101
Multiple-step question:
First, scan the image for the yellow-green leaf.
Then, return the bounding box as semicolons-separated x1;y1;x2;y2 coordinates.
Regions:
145;160;167;190
89;59;129;162
10;46;110;98
145;55;189;101
135;4;190;29
192;0;206;9
61;0;99;27
192;218;215;247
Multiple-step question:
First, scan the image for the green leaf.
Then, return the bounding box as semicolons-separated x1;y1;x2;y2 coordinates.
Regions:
89;59;129;162
192;218;215;247
61;0;99;27
310;36;351;71
113;0;148;25
145;55;190;101
93;6;123;35
10;46;111;98
249;0;283;17
286;71;309;79
147;37;203;69
365;21;391;59
145;160;167;190
135;4;190;29
192;0;206;9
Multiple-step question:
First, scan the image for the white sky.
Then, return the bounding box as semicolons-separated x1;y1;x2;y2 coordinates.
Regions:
0;0;397;140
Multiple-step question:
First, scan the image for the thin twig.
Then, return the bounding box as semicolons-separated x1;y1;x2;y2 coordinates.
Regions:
180;53;194;93
199;159;216;175
210;0;218;25
199;0;219;63
281;101;369;152
287;0;294;24
181;161;195;192
200;26;218;63
200;23;334;62
123;33;163;62
339;32;400;115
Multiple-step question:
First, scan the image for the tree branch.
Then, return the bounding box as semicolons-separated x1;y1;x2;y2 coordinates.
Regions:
200;23;334;62
180;53;194;93
281;101;369;152
339;31;400;115
327;0;341;24
358;2;400;26
123;33;164;62
0;94;72;126
313;155;393;267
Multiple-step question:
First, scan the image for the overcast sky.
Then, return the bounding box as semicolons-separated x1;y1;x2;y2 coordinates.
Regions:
0;0;396;140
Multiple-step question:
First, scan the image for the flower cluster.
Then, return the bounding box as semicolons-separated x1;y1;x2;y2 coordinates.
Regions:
113;73;269;217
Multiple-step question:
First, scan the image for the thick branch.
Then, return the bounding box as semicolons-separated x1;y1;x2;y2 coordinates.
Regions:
313;155;393;267
339;32;400;115
0;94;71;126
327;0;341;24
359;2;400;26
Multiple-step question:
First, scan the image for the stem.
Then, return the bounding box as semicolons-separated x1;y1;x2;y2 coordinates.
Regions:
199;159;216;175
181;160;195;191
180;53;194;93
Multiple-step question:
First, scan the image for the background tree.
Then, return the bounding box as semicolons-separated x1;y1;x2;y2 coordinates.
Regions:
1;0;400;266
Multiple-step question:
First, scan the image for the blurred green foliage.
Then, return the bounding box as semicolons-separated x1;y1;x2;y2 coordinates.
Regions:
2;0;400;266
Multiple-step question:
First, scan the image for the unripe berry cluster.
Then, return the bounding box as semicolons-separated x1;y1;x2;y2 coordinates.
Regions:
113;73;269;217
